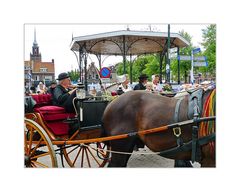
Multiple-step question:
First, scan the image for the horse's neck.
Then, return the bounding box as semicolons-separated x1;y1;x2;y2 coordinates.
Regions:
202;88;216;117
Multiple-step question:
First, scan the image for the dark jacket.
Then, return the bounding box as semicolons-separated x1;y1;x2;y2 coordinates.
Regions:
53;85;70;106
134;82;146;90
47;87;55;95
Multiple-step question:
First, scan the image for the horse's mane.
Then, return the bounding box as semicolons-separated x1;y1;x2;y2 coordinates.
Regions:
199;88;216;155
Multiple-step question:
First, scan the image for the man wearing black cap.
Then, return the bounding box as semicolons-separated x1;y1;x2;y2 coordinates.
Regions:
47;80;57;95
133;74;148;90
53;72;78;113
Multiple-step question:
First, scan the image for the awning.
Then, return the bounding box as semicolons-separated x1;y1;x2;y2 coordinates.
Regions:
70;30;190;55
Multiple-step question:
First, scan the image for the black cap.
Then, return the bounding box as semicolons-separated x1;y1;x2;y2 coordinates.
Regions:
57;72;70;80
50;80;57;85
138;74;148;80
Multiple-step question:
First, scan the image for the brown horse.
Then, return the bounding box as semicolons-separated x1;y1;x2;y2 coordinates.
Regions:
102;88;215;167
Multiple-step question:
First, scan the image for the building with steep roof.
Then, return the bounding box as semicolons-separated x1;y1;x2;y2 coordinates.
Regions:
24;28;55;88
87;62;100;84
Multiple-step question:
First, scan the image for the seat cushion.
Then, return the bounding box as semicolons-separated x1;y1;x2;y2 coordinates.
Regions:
31;94;52;108
34;105;66;114
34;105;75;121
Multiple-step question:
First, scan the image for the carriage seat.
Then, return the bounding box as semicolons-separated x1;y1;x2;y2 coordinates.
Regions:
31;94;53;108
31;94;76;135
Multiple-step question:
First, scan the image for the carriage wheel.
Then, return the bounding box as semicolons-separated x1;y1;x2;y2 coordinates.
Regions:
62;142;110;167
24;118;58;168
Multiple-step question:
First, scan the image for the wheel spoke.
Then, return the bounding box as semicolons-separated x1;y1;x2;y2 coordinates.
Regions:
31;151;50;159
32;160;49;168
81;147;85;167
65;145;80;155
31;162;37;168
84;147;91;167
86;147;101;166
24;131;28;153
27;127;33;155
30;138;43;156
72;146;82;166
24;119;58;168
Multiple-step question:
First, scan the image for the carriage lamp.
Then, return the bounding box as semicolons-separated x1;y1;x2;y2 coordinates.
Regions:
76;83;86;99
76;83;86;122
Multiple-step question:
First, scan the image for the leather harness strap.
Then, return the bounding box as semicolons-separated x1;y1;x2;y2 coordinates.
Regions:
173;97;184;146
174;97;184;123
159;89;215;163
159;133;215;158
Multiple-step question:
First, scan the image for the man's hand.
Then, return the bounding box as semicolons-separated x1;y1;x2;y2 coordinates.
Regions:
68;84;78;89
68;88;77;95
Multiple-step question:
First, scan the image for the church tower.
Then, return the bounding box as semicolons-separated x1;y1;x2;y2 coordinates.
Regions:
30;28;42;62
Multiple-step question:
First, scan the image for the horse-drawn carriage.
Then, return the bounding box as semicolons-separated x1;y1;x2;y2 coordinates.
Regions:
24;29;216;168
25;93;110;167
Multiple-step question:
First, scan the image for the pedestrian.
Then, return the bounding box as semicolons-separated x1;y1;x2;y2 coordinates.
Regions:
47;80;57;95
133;74;148;90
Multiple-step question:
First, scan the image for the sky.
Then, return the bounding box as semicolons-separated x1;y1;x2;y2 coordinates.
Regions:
24;24;208;76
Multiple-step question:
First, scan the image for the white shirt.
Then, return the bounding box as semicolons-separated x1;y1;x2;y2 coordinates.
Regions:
152;83;162;92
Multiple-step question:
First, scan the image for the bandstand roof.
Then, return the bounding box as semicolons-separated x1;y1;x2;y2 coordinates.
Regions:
70;30;190;56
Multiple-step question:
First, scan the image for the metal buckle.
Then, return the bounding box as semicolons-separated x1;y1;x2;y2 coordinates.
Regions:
173;127;181;137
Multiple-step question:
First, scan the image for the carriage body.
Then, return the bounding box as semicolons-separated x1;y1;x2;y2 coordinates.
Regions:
24;93;110;168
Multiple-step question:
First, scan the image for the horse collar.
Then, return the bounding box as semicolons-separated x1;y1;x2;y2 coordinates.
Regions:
188;88;203;119
174;97;184;123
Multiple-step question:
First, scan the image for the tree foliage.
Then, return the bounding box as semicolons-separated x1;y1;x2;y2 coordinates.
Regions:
115;26;216;82
67;69;80;82
200;24;216;76
170;30;193;82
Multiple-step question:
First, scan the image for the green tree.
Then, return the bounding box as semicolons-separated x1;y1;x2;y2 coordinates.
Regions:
200;24;216;77
67;69;80;82
142;54;160;78
170;30;193;83
116;54;161;82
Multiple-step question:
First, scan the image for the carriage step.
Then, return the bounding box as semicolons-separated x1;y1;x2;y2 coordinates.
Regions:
80;124;102;131
63;117;78;124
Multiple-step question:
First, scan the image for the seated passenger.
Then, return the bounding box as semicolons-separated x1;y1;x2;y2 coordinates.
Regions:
146;82;153;92
47;80;57;95
53;72;78;113
116;74;132;95
36;81;47;94
152;74;162;92
134;74;148;90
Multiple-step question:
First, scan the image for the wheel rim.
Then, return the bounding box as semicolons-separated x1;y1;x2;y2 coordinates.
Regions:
24;118;58;168
62;142;110;167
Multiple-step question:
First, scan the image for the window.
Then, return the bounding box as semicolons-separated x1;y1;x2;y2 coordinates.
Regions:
25;66;31;70
40;68;48;72
45;76;52;81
